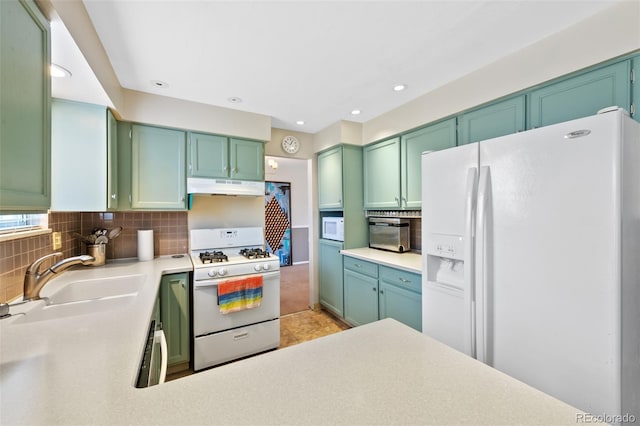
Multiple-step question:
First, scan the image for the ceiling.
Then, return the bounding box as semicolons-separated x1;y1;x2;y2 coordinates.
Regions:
51;0;622;133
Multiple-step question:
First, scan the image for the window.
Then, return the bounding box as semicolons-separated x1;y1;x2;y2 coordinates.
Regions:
0;213;48;235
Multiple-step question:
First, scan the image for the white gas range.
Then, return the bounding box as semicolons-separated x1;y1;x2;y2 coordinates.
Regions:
190;227;280;371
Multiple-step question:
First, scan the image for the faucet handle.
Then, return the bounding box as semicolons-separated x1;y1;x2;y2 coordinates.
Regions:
27;252;63;275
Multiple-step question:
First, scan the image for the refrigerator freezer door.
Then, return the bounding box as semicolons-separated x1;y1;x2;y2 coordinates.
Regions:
422;143;478;356
479;112;623;415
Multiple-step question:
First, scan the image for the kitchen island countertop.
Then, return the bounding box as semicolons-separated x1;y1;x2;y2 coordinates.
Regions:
1;256;583;425
341;247;422;273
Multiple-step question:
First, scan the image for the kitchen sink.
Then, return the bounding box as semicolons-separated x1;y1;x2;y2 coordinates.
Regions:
44;274;146;305
9;274;146;325
12;293;137;324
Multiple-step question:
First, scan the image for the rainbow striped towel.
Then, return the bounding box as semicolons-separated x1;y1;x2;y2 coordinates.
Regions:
218;275;263;314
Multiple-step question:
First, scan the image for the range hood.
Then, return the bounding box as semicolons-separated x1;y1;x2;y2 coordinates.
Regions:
187;177;265;196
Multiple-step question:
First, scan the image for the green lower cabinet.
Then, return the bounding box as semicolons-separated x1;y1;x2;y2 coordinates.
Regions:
343;257;422;331
344;269;379;326
319;239;344;317
160;273;190;366
528;60;631;129
458;96;525;145
378;282;421;331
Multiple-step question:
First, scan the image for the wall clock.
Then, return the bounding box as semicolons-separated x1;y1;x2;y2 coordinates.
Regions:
281;135;300;154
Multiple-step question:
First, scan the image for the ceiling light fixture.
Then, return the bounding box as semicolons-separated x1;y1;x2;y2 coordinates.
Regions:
227;96;242;103
296;120;305;125
50;64;72;78
151;80;169;88
393;84;407;92
351;110;361;115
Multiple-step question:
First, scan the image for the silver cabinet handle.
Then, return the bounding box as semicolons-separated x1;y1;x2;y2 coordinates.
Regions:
395;196;400;206
111;193;117;200
399;277;410;283
380;289;384;294
354;263;362;268
372;287;377;292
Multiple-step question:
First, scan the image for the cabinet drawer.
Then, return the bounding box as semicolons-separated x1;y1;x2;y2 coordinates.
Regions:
343;256;378;278
379;266;421;293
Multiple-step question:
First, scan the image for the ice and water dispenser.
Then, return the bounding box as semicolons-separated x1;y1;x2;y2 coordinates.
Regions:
425;233;465;289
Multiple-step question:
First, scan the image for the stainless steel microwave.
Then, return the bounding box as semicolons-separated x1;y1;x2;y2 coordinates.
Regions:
369;217;410;252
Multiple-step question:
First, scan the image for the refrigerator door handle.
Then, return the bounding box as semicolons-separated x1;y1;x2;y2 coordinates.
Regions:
463;167;478;357
475;166;492;364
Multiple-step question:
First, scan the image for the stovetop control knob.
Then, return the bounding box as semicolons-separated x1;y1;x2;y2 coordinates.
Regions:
208;270;217;278
254;264;262;272
218;268;227;276
262;263;270;271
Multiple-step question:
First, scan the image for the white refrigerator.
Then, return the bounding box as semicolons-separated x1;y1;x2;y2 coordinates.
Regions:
421;108;639;419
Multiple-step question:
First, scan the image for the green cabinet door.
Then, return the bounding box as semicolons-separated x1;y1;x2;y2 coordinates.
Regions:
318;239;344;317
363;137;401;209
344;269;379;327
230;138;264;181
106;110;118;210
317;146;343;210
401;119;456;209
379;266;421;331
632;57;639;123
379;282;421;331
459;96;525;145
131;124;186;209
160;273;190;366
0;0;50;211
528;61;630;129
188;132;228;178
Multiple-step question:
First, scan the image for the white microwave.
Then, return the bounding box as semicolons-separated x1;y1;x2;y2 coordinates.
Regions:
322;217;344;241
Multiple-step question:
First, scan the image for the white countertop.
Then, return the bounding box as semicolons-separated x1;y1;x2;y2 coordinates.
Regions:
341;247;422;273
1;255;582;425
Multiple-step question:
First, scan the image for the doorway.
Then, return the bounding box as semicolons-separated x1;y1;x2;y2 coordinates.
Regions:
265;156;311;315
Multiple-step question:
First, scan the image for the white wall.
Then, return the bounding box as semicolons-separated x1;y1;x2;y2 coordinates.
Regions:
362;0;640;144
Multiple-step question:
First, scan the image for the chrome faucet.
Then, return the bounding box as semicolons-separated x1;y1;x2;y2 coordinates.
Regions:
23;252;96;301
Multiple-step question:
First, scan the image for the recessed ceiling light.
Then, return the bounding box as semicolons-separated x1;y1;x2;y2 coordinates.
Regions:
351;110;361;115
228;96;242;103
151;80;169;88
296;120;305;125
393;84;407;92
50;64;72;78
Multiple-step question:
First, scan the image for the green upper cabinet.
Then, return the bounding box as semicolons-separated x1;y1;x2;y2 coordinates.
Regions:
229;138;264;181
0;0;50;211
365;121;455;210
363;137;401;209
459;96;525;145
131;124;186;210
317;146;344;210
106;110;119;210
188;133;264;181
528;61;631;129
188;132;227;178
401;119;456;209
160;273;190;367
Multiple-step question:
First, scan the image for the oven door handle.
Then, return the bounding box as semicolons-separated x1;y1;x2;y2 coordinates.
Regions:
193;270;280;289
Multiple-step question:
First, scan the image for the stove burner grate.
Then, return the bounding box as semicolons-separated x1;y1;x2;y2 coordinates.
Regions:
199;251;228;263
239;248;271;259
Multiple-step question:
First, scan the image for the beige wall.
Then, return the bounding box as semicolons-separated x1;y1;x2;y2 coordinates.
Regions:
313;120;363;152
266;128;315;159
122;89;271;141
187;195;265;234
362;0;640;144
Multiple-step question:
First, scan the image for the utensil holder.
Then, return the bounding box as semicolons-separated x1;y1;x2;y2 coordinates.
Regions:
87;244;106;266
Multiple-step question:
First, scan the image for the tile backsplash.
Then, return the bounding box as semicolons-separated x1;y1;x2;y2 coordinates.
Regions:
0;211;188;303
